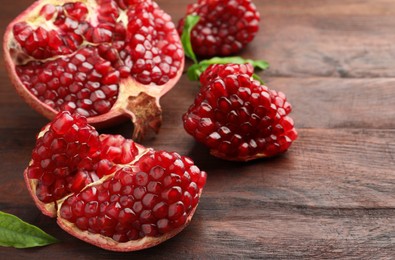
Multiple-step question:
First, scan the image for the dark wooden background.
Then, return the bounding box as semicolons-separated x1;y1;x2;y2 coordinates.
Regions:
1;0;395;259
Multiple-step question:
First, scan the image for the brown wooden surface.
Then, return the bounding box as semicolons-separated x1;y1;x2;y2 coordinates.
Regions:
1;0;395;259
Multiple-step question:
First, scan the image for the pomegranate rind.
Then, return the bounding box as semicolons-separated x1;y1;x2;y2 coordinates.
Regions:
3;0;185;139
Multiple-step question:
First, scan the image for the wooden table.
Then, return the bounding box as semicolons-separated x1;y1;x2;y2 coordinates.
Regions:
1;0;394;258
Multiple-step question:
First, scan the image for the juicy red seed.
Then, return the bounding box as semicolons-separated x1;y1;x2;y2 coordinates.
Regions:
98;190;110;202
133;186;145;200
153;201;168;219
147;181;161;194
135;171;148;186
72;200;85;217
106;202;122;219
119;195;133;207
173;212;188;228
141;224;157;236
168;202;185;220
102;71;120;85
157;218;171;233
81;187;98;201
27;166;42;178
161;186;182;203
140;209;155;224
60;205;74;221
66;3;88;20
93;100;112;114
52;112;74;134
142;193;158;208
118;208;137;224
110;180;122;193
75;217;89;230
85;201;99;217
118;172;133;186
92;27;113;43
163;173;182;188
149;166;165;180
40;4;57;20
133;201;143;213
95;61;112;74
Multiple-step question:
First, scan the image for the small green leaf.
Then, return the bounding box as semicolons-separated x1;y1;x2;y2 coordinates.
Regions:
0;211;58;248
252;73;265;84
181;15;200;64
186;63;203;81
249;60;270;70
186;56;269;81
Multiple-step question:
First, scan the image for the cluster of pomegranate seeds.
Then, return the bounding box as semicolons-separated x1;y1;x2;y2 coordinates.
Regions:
16;47;120;116
199;62;254;87
26;112;142;203
177;0;260;57
99;134;140;164
60;151;207;242
10;0;183;117
125;1;184;85
183;63;297;161
26;112;102;202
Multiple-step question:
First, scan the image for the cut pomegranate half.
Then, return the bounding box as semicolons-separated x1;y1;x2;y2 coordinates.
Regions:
24;112;207;251
4;0;184;140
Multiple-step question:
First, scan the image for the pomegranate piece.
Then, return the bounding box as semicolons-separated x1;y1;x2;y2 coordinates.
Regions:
183;63;298;161
177;0;260;57
24;112;207;251
4;0;184;140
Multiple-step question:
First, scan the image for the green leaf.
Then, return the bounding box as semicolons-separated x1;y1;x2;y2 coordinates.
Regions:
249;60;270;70
0;211;58;248
186;56;270;81
252;73;265;84
181;15;200;64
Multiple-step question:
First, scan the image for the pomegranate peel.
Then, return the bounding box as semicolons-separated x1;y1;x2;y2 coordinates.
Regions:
24;112;207;251
4;0;185;140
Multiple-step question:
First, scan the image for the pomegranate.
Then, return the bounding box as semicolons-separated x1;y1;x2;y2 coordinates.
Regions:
24;111;207;251
183;63;297;161
3;0;184;140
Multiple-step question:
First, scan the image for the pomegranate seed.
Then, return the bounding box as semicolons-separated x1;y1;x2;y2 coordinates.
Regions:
51;112;74;134
102;71;120;85
118;208;137;225
161;186;182;203
142;193;158;208
168;202;185;221
157;218;170;232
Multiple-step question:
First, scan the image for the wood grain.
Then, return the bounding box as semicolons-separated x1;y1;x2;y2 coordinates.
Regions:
1;0;395;259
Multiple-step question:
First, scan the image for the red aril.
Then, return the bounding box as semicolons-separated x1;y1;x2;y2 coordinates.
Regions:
4;0;184;140
24;111;207;251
